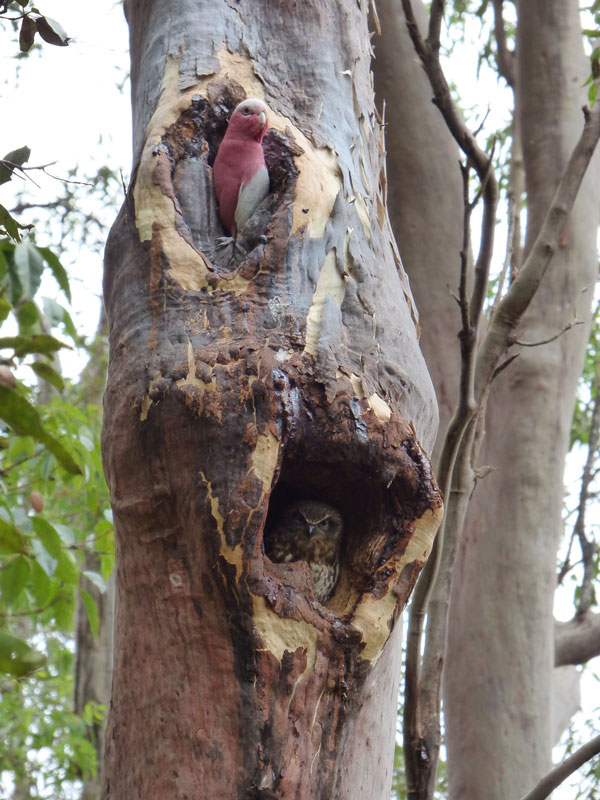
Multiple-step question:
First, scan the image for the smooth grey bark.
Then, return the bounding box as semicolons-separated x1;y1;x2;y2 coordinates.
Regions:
555;612;600;666
372;0;463;463
444;2;600;798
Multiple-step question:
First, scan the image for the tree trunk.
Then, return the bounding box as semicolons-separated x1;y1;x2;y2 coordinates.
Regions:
371;0;464;464
101;1;442;797
444;2;600;798
75;565;114;799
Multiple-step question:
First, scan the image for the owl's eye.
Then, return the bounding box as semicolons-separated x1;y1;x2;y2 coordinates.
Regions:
293;511;305;524
320;519;330;530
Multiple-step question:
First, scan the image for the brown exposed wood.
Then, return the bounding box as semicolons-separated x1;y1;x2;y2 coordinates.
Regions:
101;1;442;797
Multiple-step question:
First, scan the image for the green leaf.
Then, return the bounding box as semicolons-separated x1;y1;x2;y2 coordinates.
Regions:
80;589;99;637
0;555;30;606
17;299;39;330
13;240;44;301
56;550;78;585
0;296;12;324
0;386;81;474
0;632;46;676
28;557;52;605
0;146;31;185
19;14;36;52
0;519;26;554
82;570;106;594
35;15;69;46
0;333;68;359
0;205;33;243
36;247;71;302
53;592;75;628
53;523;76;546
32;517;63;559
29;362;65;391
100;553;115;580
15;333;68;358
31;537;58;577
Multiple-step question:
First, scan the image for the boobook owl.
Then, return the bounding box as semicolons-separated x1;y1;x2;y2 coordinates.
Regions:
265;500;343;604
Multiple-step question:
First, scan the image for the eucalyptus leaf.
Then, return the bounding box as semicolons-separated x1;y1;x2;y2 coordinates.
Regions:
0;518;26;554
32;517;63;559
0;296;11;324
0;386;81;474
17;299;39;330
80;589;99;637
0;631;46;677
31;537;58;577
29;362;65;391
82;570;107;594
36;247;71;302
13;239;44;301
0;146;31;185
19;14;36;52
35;15;69;46
0;555;30;606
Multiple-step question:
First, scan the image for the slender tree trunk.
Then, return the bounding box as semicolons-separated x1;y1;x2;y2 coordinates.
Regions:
101;2;442;797
444;3;600;797
75;566;114;799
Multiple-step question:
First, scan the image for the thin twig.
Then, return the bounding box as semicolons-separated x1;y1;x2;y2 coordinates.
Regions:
519;734;600;800
513;318;583;347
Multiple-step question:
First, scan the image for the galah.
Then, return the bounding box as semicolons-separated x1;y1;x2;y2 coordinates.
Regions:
213;98;270;238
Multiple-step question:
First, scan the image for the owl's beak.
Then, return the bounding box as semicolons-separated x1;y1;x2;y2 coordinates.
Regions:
307;524;317;538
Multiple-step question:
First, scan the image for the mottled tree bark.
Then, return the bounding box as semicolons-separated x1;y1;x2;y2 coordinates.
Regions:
444;2;600;798
100;1;442;798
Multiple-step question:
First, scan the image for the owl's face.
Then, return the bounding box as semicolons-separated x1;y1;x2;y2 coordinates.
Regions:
276;500;343;562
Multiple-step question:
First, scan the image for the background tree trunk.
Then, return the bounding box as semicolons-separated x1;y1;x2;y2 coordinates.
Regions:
101;1;441;797
372;0;463;462
444;2;600;798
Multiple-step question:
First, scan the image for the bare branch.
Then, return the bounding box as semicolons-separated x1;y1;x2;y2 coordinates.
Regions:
475;101;600;400
555;611;600;666
491;0;515;87
519;734;600;800
513;318;583;347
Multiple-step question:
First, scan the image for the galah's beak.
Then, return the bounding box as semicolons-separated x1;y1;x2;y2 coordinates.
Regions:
258;111;266;129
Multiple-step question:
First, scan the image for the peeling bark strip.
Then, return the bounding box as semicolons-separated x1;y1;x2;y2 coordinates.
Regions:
101;1;442;798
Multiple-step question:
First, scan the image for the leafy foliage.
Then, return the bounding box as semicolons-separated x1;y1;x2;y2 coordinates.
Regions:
0;1;70;53
0;234;112;792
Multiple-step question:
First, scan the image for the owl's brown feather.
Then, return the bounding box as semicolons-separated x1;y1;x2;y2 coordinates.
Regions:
265;500;343;603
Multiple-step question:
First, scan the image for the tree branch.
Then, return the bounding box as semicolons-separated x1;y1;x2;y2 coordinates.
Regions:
555;611;600;666
400;2;499;796
519;734;600;800
491;0;515;87
475;101;600;399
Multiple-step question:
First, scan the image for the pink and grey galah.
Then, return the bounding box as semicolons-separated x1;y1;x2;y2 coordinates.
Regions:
213;98;270;238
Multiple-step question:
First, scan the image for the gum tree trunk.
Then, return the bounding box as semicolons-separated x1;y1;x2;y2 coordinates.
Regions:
100;1;442;798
